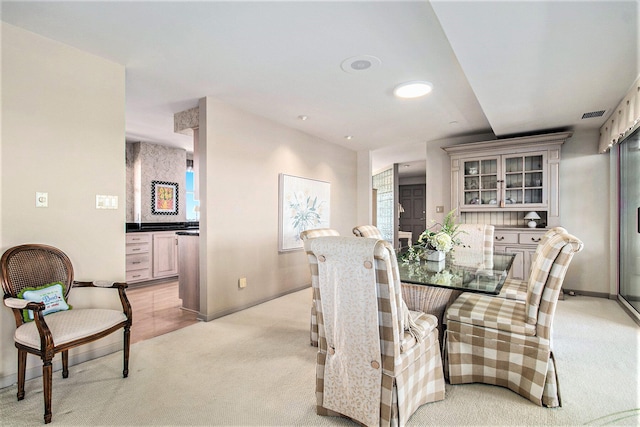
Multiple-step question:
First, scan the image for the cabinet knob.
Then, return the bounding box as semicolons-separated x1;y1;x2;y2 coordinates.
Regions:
495;236;504;241
531;237;541;242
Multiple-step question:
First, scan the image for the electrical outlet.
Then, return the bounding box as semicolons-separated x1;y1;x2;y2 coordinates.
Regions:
238;277;247;289
36;192;48;208
436;206;444;213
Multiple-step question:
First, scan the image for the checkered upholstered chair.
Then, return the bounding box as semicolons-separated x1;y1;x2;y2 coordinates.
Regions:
445;230;583;407
352;224;384;239
300;228;340;346
453;224;494;269
308;236;445;426
1;244;132;424
497;227;568;301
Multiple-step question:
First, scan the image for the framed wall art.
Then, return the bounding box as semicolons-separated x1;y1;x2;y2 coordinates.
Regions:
151;180;179;215
278;174;330;252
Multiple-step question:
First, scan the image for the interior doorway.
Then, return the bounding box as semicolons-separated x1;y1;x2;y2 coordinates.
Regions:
399;184;426;245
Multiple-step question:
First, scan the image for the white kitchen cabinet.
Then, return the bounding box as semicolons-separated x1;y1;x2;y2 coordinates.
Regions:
152;231;179;278
125;231;178;283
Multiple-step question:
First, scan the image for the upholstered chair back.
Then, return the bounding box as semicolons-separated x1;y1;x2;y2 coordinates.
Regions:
455;223;495;268
352;225;384;239
525;231;583;338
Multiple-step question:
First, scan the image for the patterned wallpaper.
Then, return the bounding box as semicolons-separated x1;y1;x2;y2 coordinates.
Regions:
126;141;187;222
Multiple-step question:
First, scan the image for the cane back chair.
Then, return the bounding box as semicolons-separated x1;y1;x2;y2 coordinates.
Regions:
445;230;583;407
1;244;132;424
300;228;340;346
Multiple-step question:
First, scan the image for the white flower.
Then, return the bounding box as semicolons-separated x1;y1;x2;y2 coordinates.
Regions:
430;232;453;252
432;271;453;285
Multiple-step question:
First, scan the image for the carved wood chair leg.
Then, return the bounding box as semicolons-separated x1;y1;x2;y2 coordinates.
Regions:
62;350;69;378
123;326;130;378
17;349;26;401
42;359;53;424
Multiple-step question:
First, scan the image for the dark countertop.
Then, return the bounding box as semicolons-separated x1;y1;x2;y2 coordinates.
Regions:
126;222;199;233
176;230;199;236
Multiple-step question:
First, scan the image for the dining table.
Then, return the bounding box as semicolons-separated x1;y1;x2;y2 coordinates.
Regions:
397;250;517;351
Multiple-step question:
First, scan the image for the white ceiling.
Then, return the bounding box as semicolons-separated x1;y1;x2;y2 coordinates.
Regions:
2;1;638;173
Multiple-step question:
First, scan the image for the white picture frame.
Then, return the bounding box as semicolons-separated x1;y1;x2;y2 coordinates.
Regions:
278;174;330;252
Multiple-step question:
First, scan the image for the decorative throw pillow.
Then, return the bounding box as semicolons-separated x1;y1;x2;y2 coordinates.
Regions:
18;282;71;322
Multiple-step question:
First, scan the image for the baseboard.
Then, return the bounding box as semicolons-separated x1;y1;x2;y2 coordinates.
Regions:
199;284;311;322
0;341;123;390
617;297;640;327
562;289;610;299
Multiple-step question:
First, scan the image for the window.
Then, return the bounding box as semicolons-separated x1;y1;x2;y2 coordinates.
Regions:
185;169;199;221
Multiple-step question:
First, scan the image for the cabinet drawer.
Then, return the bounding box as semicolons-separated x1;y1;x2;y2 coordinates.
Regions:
126;242;149;255
126;269;151;282
494;233;518;244
519;232;544;245
126;234;151;244
126;254;150;270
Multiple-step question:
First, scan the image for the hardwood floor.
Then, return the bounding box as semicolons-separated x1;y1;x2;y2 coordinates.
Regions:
127;280;199;344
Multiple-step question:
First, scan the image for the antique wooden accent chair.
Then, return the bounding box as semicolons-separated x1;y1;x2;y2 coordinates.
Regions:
300;228;340;347
1;244;132;424
307;236;445;426
445;230;583;407
497;227;568;301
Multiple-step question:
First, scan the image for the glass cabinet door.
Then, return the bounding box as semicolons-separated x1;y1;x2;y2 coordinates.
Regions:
504;153;544;205
463;158;498;206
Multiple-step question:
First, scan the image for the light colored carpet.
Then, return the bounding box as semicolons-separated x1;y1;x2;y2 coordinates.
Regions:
1;288;638;426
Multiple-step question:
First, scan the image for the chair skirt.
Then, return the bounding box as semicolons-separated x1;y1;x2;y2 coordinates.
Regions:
316;329;445;426
445;321;560;407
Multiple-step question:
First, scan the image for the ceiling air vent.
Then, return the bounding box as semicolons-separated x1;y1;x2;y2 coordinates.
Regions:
581;110;606;119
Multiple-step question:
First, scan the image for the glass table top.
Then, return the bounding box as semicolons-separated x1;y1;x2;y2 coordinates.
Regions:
397;251;516;295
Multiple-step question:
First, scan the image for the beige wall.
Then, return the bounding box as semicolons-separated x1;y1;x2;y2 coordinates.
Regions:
0;24;126;387
199;97;358;320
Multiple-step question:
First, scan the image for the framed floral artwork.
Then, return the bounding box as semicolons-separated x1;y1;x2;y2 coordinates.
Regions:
151;180;179;215
278;174;330;252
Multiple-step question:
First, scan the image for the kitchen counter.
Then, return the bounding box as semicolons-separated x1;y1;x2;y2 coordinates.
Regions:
126;222;199;233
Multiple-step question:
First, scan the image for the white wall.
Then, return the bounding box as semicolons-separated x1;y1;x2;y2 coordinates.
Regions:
0;24;126;387
199;97;357;320
559;129;611;295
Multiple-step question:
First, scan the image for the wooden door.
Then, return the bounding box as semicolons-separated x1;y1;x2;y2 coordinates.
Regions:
399;184;426;244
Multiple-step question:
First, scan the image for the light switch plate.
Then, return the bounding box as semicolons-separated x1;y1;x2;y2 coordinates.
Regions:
96;195;118;209
36;192;48;208
436;205;444;213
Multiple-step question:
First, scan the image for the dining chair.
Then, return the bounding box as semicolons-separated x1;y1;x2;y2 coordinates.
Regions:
307;236;445;426
444;229;583;407
300;228;340;347
453;223;495;269
352;224;383;239
497;227;567;301
1;244;132;424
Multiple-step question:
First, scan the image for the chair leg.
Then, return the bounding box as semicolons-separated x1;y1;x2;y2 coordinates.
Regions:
62;350;69;378
42;359;53;424
17;349;26;401
123;326;130;378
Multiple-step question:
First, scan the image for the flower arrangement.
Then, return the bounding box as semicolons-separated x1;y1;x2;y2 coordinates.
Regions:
401;209;463;263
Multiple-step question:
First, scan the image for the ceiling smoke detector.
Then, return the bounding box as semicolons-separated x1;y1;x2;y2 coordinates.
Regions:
341;55;382;74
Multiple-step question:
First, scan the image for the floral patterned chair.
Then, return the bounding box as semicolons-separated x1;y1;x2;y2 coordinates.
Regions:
445;229;583;407
307;236;445;426
300;228;340;346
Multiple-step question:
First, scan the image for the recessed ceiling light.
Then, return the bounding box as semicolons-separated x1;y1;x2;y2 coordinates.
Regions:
344;135;353;140
298;115;308;121
393;81;433;99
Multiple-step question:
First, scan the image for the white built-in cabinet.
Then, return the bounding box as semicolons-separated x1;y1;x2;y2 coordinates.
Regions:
493;228;545;281
126;231;178;283
443;131;572;228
